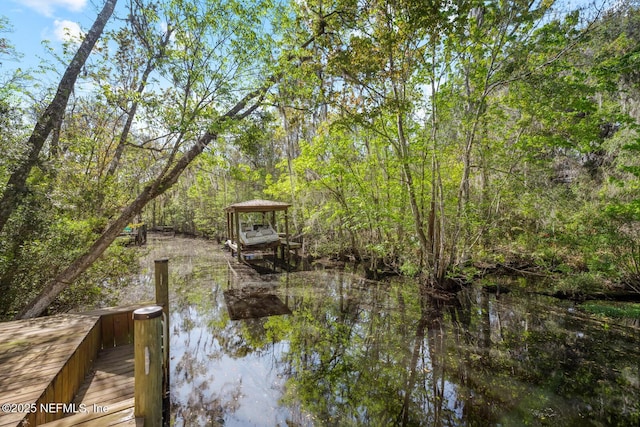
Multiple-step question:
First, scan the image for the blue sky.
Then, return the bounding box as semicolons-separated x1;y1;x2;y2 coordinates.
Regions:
1;0;124;77
0;0;609;82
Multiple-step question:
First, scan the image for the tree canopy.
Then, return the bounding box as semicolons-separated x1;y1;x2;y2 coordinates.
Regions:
1;0;639;318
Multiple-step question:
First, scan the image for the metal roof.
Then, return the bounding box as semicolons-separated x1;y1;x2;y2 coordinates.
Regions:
224;199;291;213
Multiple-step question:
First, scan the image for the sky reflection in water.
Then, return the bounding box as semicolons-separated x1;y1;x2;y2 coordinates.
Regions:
132;237;639;426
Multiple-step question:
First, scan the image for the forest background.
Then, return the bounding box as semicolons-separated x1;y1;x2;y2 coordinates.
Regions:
1;0;639;320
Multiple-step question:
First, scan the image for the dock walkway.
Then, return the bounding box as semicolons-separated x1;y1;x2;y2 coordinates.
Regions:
41;345;136;426
0;305;144;426
0;314;100;427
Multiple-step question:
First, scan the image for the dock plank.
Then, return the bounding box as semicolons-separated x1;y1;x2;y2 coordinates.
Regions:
1;305;156;426
39;398;137;426
40;345;137;426
61;344;136;425
0;314;100;427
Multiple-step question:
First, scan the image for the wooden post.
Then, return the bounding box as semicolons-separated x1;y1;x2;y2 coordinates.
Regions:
227;211;232;250
134;306;163;426
235;211;242;262
271;211;278;267
154;259;170;412
152;199;157;229
284;209;290;265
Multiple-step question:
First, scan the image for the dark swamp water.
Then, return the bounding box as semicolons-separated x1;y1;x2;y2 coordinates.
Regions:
118;235;640;426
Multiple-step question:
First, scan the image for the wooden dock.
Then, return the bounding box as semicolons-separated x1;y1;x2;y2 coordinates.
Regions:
40;345;137;426
74;345;135;409
227;238;302;268
0;305;146;427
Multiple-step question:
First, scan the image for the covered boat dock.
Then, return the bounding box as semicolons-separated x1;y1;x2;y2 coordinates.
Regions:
224;199;300;267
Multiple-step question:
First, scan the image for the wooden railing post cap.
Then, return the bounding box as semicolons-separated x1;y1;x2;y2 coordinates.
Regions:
155;258;169;264
133;306;163;320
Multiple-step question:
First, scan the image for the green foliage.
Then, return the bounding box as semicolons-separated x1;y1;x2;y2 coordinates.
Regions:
4;0;640;316
0;15;20;62
0;200;139;318
580;301;640;319
552;272;608;296
0;0;292;316
51;242;139;313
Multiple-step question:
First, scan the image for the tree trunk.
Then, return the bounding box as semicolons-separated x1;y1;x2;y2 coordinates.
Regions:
0;0;118;234
17;15;325;319
17;74;277;319
105;27;173;179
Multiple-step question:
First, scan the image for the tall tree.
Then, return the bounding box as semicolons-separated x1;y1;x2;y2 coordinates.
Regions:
17;0;327;318
0;0;118;233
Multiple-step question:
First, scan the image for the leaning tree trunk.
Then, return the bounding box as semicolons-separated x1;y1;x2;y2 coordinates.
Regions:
16;76;275;319
17;23;326;319
0;0;118;234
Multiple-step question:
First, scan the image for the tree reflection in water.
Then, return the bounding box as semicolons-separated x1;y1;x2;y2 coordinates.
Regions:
134;238;639;426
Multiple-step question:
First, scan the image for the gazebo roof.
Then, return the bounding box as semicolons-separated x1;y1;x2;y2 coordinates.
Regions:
224;199;291;213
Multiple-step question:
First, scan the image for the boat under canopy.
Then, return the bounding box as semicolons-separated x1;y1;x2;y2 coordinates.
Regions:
238;222;280;247
224;199;293;263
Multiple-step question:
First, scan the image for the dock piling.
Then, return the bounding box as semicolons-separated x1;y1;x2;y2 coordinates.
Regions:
133;306;164;426
154;258;171;424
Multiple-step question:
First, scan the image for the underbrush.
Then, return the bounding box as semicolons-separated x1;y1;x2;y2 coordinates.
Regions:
579;301;640;319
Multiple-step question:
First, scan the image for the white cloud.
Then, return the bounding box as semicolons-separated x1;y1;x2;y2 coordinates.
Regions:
53;20;84;44
18;0;87;17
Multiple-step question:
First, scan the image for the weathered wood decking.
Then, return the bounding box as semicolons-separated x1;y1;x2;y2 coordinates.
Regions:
0;305;147;427
74;345;135;409
0;314;100;427
41;345;137;426
40;399;136;426
228;238;302;269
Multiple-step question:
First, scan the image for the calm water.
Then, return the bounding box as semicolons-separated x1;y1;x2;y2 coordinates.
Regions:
125;236;640;426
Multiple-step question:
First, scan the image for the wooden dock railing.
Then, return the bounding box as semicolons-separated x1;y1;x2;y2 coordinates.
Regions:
2;259;172;427
19;304;149;426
